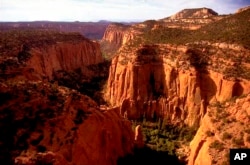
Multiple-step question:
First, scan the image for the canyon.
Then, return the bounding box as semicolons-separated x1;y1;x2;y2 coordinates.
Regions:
0;30;135;164
0;6;250;165
101;7;250;165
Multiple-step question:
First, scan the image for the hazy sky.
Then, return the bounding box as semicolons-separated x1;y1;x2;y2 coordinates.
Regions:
0;0;250;22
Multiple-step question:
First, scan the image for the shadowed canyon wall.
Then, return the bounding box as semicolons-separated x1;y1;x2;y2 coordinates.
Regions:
0;82;134;165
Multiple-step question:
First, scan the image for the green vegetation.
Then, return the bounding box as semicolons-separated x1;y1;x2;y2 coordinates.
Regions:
132;119;197;155
136;9;250;48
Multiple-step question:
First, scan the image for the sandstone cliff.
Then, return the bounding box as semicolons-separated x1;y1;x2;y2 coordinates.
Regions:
105;44;250;126
26;41;103;80
0;31;104;81
0;81;134;165
188;94;250;165
100;23;138;58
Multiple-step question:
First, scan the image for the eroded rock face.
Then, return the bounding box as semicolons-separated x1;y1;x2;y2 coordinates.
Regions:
26;41;103;80
134;125;144;148
0;82;134;165
102;24;133;49
188;94;250;165
105;44;250;126
0;32;104;81
100;23;137;58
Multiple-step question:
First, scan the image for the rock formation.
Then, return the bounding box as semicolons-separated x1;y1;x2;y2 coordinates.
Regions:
0;30;135;165
0;82;134;165
105;44;250;126
134;125;144;148
100;23;138;58
160;8;224;30
26;41;103;80
0;31;104;82
188;94;250;165
169;8;218;19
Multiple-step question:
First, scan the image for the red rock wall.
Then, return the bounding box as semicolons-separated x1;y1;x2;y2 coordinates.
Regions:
26;41;103;80
105;45;250;126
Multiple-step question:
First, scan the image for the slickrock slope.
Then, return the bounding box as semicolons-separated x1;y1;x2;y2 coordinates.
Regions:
105;43;250;126
0;82;134;165
188;94;250;165
0;30;104;81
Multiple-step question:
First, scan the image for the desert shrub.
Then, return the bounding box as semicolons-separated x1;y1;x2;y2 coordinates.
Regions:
245;128;250;134
210;140;224;151
222;132;232;140
206;130;214;137
232;137;244;146
246;135;250;143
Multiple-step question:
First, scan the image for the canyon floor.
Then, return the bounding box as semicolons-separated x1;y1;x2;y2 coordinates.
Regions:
0;6;250;165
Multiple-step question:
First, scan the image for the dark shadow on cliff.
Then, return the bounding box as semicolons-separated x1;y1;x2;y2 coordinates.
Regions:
232;81;243;97
53;60;111;105
186;47;217;104
117;146;186;165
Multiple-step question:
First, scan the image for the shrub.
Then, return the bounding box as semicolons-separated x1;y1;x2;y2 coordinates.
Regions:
246;135;250;143
210;140;224;151
222;132;232;140
232;137;244;146
206;130;214;137
245;128;250;134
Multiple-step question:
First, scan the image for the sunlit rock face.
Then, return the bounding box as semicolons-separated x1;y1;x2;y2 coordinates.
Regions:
188;94;250;165
105;44;250;126
0;32;104;81
169;8;218;19
100;23;137;58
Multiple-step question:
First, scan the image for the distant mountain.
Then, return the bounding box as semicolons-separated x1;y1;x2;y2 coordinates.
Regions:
0;21;111;40
168;7;218;19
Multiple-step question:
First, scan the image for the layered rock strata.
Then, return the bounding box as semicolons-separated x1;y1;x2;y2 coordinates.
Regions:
105;44;250;126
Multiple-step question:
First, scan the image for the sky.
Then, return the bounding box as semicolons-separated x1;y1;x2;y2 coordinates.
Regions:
0;0;250;22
